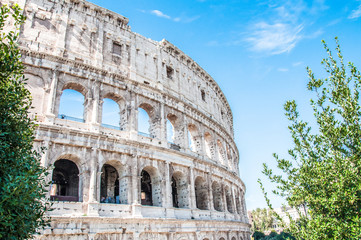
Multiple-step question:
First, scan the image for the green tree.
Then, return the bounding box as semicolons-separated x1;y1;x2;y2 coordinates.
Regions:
260;38;361;239
0;4;49;239
251;208;274;232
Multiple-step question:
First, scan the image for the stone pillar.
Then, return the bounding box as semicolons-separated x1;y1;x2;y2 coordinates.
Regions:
90;80;101;125
189;167;196;209
129;92;138;139
45;69;59;118
88;147;98;203
207;172;214;211
160;102;166;144
165;162;172;208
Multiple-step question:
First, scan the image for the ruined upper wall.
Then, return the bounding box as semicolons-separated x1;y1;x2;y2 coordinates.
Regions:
16;0;235;138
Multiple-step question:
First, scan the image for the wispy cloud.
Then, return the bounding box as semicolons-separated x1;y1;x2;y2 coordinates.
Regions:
245;22;303;55
277;68;289;72
242;0;329;55
142;9;199;23
151;10;171;19
348;2;361;19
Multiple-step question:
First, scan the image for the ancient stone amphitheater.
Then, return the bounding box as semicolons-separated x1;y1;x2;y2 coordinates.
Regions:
7;0;250;239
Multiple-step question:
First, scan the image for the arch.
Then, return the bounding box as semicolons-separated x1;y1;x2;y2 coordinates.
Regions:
167;119;175;143
235;190;241;214
217;139;226;165
212;181;223;212
138;103;155;138
172;171;189;208
101;93;127;130
232;237;237;240
194;176;209;210
140;166;162;207
50;159;79;202
188;124;201;153
225;185;234;213
58;89;85;122
100;164;119;203
219;238;226;240
204;132;214;159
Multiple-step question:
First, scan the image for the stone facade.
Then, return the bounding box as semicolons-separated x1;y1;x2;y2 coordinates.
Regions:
4;0;251;239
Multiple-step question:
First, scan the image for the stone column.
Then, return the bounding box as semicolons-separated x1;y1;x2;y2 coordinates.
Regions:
189;167;196;209
88;147;98;202
207;172;214;211
45;69;59;118
90;80;101;125
160;102;166;144
165;162;172;208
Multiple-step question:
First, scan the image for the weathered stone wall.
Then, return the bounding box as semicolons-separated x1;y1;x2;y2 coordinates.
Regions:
4;0;251;239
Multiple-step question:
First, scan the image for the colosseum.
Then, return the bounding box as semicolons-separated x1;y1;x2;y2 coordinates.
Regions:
6;0;250;239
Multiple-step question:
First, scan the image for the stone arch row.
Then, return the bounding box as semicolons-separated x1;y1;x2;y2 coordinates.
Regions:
48;152;246;216
52;80;238;171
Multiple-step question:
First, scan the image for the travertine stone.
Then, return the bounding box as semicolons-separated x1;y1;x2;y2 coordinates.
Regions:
4;0;251;239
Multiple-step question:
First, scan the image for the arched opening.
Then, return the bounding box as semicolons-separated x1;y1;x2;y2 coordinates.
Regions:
212;181;223;212
50;159;79;202
232;237;236;240
140;167;162;207
204;132;213;159
58;89;85;122
195;176;209;210
225;186;234;213
188;124;200;153
100;164;119;203
138;103;155;138
140;170;152;206
236;191;241;214
217;139;226;165
172;171;189;208
219;238;226;240
167;119;174;143
171;176;178;208
101;98;121;130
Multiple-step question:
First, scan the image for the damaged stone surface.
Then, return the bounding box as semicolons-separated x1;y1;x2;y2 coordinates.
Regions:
4;0;251;239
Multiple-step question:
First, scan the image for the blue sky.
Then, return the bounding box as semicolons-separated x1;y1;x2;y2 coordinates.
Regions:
86;0;361;210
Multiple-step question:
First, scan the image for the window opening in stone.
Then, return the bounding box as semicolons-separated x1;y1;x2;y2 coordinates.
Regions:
195;177;208;210
212;182;223;212
171;176;179;208
225;186;234;213
217;140;225;165
201;89;205;101
166;66;174;79
204;132;213;159
50;159;79;202
112;42;122;55
172;172;189;208
236;194;241;214
100;164;120;204
101;98;121;130
188;124;199;152
58;89;84;122
166;119;174;143
138;107;153;138
141;170;153;206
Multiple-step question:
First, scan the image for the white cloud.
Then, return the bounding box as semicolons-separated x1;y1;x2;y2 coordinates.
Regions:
245;22;303;55
148;10;199;23
151;10;171;19
348;3;361;19
277;68;289;72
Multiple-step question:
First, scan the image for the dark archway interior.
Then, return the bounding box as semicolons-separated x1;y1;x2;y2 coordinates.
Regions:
100;164;119;203
141;170;152;206
51;159;79;201
171;176;179;208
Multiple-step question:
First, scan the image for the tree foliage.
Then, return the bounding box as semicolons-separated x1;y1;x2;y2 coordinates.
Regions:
251;208;275;232
0;4;49;239
260;38;361;239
